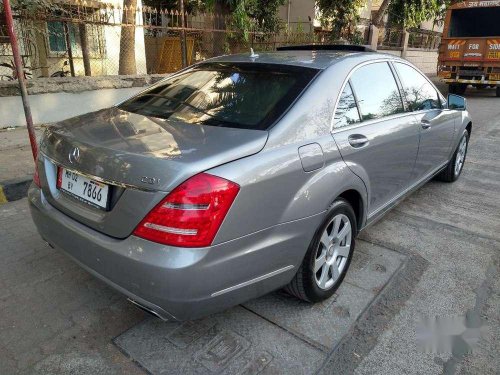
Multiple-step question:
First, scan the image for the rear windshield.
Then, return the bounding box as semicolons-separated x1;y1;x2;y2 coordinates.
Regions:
119;63;318;130
449;7;500;37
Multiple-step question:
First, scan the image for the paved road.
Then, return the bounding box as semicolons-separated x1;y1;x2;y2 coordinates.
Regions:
0;89;499;374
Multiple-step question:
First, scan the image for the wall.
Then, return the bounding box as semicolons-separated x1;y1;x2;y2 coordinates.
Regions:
279;0;315;31
404;49;438;75
378;48;439;75
0;75;165;128
0;88;142;128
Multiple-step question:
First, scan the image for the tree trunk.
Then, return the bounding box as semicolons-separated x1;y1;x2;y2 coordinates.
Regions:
79;23;91;76
212;1;230;56
373;0;391;27
118;0;137;75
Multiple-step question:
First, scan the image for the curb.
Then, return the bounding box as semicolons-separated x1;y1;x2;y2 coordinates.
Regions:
0;177;32;204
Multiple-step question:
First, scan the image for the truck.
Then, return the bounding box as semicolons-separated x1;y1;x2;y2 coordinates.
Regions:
438;0;500;96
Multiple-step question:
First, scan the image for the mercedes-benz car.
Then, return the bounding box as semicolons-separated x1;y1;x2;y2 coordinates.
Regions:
29;45;472;321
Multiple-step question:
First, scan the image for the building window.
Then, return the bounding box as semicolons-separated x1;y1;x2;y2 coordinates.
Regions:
47;21;105;57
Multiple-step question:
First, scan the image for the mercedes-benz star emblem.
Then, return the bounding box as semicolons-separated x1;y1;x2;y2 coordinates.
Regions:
69;147;80;164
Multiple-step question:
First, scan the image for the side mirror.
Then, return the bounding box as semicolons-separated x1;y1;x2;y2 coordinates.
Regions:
447;94;467;110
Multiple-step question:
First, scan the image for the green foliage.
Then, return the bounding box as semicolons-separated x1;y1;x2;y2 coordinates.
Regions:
204;0;286;34
387;0;447;28
316;0;365;40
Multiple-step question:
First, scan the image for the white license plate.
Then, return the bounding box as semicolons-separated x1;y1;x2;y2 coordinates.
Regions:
58;168;109;209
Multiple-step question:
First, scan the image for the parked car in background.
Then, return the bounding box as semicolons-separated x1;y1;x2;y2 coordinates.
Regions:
29;46;472;321
438;0;500;96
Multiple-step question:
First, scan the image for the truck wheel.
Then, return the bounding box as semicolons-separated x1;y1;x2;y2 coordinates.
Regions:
496;86;500;97
449;83;467;95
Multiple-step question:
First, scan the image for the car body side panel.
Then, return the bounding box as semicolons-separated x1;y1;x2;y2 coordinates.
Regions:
412;109;458;181
210;134;367;244
332;113;420;217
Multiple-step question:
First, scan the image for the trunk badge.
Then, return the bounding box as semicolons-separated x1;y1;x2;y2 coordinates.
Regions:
69;147;81;164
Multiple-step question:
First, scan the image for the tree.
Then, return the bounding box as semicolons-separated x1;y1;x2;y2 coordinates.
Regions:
373;0;391;27
118;0;137;75
316;0;365;41
374;0;458;29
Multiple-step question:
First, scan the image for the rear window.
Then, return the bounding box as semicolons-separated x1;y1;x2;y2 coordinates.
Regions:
119;63;318;130
449;7;500;37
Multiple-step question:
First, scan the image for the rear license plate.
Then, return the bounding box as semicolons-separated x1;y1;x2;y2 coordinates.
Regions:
489;73;500;81
58;168;109;209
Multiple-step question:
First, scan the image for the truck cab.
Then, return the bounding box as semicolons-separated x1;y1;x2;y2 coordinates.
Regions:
438;0;500;96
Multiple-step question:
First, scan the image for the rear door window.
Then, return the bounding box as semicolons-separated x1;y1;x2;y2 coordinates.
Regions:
394;62;440;111
119;63;318;130
334;82;361;129
350;62;404;121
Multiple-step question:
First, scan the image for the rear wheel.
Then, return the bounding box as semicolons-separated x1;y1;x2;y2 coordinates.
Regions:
436;130;469;182
496;86;500;97
285;198;356;302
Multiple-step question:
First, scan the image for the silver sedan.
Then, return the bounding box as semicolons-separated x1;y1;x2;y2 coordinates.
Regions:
29;46;472;320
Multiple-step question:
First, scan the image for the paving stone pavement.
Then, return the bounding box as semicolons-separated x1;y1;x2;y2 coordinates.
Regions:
0;199;146;374
0;128;42;184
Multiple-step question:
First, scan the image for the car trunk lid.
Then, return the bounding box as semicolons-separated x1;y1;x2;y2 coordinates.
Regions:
39;107;268;238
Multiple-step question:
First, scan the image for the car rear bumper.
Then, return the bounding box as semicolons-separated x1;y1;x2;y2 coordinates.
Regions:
28;185;322;321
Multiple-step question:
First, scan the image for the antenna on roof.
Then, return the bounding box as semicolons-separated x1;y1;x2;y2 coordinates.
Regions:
250;48;259;58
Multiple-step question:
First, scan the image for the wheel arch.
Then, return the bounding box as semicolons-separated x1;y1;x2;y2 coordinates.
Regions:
334;188;365;233
466;121;472;136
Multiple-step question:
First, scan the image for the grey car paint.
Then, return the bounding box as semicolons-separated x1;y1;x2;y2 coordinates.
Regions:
29;50;472;320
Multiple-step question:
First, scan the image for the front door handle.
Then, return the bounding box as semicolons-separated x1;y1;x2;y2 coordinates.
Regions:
348;134;369;148
421;120;432;129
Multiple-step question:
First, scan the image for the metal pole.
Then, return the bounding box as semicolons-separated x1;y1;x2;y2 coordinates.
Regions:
2;0;38;161
179;0;187;67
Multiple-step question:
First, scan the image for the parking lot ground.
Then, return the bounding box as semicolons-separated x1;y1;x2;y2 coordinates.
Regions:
0;89;499;374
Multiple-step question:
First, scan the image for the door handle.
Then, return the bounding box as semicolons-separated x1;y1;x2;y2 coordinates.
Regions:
348;134;369;148
421;120;432;129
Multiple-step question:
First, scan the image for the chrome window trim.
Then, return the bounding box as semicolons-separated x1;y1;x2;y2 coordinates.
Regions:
330;58;411;134
330;57;451;135
391;60;444;111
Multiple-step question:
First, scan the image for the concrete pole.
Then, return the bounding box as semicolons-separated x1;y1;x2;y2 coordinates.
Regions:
2;0;38;161
401;30;410;58
368;24;379;51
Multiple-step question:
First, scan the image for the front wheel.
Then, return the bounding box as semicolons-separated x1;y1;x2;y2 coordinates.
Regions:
284;198;356;302
436;130;469;182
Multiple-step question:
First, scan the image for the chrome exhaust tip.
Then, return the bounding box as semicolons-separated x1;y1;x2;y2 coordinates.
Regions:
127;298;168;321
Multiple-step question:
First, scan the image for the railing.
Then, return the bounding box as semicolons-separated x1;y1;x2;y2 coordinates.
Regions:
408;29;441;50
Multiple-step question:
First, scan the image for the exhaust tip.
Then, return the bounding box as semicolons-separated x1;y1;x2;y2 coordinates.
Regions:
127;298;168;321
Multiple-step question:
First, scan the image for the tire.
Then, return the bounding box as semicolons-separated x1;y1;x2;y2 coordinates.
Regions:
496;86;500;97
449;83;467;95
284;198;357;302
436;130;469;182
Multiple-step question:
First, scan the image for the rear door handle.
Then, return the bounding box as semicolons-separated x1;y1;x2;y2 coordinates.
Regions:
348;134;369;148
421;120;432;129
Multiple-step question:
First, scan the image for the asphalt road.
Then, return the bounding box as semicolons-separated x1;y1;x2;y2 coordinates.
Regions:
0;88;499;374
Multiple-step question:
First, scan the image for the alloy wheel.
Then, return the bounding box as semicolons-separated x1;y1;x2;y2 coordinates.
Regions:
314;214;352;290
454;135;467;177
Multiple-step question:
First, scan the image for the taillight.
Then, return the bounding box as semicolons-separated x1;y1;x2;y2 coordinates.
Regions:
33;162;41;188
133;173;240;248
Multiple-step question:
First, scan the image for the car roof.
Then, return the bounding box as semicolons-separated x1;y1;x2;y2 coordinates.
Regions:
204;50;400;70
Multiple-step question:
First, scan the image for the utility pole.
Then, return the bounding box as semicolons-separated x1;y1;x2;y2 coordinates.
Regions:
2;0;38;161
179;0;188;67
